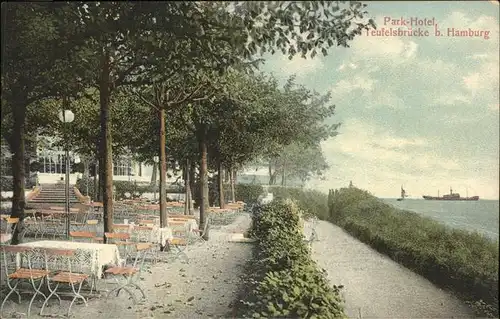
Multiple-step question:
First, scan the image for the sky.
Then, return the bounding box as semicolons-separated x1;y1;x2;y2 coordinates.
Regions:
261;1;499;199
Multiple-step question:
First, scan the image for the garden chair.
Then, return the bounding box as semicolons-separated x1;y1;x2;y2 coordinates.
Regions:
105;232;135;265
167;237;190;263
130;226;158;264
1;246;49;318
70;231;97;243
85;219;99;233
103;243;150;304
39;248;90;317
189;215;211;245
23;217;42;239
137;219;155;226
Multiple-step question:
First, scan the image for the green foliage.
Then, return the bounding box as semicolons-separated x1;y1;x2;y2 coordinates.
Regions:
327;187;499;317
237;200;346;319
1;177;13;193
75;175;96;199
233;184;264;204
113;181;152;200
199;182;264;207
271;186;329;220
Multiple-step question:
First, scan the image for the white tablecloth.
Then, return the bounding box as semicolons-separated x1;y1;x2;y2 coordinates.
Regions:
127;225;172;247
157;227;173;246
18;240;121;278
0;233;12;243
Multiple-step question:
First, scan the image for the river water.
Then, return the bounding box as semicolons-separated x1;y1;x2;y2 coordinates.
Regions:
383;198;499;241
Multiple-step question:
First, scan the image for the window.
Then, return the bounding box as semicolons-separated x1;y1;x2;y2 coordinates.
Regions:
113;158;132;176
37;153;73;174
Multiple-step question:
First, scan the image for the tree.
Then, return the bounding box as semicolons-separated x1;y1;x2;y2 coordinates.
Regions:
261;80;340;185
123;0;374;234
1;2;88;244
268;142;329;186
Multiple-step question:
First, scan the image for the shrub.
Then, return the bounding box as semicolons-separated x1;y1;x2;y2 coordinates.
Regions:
75;175;95;199
270;186;329;220
208;183;264;206
328;187;499;317
237;200;346;318
76;178;184;201
1;176;13;193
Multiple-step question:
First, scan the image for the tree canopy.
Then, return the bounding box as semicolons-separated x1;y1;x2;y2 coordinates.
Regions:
2;1;375;243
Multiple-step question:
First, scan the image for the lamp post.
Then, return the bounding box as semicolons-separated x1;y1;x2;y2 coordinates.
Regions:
153;156;159;201
58;108;74;239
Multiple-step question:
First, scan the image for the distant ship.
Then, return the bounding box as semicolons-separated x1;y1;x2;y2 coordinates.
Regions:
422;187;479;201
397;185;407;201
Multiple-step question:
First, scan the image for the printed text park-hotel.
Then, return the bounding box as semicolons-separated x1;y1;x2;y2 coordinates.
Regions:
364;17;491;39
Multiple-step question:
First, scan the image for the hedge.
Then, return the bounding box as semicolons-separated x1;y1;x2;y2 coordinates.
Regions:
328;187;499;318
268;186;499;317
270;186;329;220
235;200;346;318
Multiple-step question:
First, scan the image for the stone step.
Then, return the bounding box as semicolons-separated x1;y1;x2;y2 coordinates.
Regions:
29;199;79;203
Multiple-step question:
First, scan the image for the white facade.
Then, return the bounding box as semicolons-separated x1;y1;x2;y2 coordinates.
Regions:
13;135;181;185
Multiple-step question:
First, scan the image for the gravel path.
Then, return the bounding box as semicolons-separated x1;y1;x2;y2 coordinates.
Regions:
304;220;474;319
1;213;252;319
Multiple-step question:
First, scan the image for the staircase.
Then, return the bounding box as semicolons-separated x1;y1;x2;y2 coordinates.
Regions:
29;183;80;206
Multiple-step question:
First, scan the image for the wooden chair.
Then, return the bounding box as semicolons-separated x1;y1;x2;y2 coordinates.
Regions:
189;215;211;245
168;238;189;263
131;226;158;264
85;219;99;233
39;248;89;317
104;243;150;304
1;246;49;318
113;224;132;233
69;231;97;243
137;219;155;226
5;218;19;235
105;232;135;264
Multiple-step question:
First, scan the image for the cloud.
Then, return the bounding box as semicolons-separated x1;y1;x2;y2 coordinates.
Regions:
306;118;498;198
337;63;358;71
273;55;324;77
489;103;499;112
461;54;499;98
265;5;499;199
330;75;376;96
440;11;499;40
321;119;430;167
350;35;419;61
367;91;406;109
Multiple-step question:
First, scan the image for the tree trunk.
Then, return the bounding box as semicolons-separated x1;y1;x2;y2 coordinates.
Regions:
230;166;236;203
199;135;209;240
189;160;196;214
268;161;279;185
94;161;99;201
99;50;114;239
159;108;168;227
150;162;157;184
281;160;286;186
184;159;191;215
218;160;225;209
9;102;27;245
